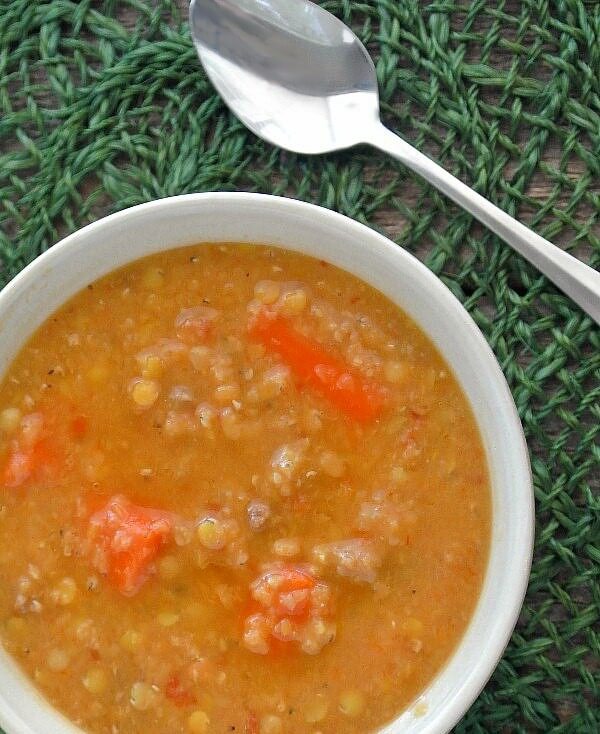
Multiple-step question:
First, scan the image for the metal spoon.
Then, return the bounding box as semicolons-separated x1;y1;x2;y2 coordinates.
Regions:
189;0;600;323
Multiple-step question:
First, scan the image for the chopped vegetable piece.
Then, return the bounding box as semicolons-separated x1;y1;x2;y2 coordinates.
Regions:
273;567;316;616
2;443;34;488
1;407;87;488
166;674;196;706
71;415;88;438
249;314;387;422
86;495;174;596
243;564;335;656
251;565;316;619
2;436;57;488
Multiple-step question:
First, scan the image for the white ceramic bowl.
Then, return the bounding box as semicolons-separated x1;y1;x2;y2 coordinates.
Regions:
0;193;533;734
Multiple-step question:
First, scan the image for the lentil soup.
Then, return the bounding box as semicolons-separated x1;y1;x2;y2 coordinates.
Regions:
0;244;490;734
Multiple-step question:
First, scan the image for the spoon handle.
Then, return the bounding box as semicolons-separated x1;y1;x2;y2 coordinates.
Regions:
367;123;600;323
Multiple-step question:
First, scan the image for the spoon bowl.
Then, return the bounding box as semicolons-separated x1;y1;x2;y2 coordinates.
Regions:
190;0;600;321
189;0;380;153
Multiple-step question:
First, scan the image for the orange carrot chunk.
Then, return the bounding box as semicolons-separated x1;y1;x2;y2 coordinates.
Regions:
87;495;173;596
249;314;387;422
2;416;60;489
70;415;88;438
272;567;316;618
249;566;318;622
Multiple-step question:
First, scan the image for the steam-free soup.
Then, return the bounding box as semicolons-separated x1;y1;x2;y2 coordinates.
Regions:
0;245;490;734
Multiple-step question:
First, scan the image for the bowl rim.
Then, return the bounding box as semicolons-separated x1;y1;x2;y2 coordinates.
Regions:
0;192;534;734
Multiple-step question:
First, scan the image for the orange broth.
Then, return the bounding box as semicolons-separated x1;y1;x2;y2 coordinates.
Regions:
0;245;490;734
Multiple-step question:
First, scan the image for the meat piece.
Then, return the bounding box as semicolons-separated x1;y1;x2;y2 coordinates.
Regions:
312;538;383;584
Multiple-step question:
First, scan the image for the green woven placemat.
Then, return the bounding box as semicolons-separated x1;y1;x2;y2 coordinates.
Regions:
1;1;598;731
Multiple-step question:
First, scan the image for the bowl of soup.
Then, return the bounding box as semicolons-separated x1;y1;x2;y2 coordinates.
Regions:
0;193;533;734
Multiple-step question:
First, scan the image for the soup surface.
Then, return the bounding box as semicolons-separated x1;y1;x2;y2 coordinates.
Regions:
0;245;490;734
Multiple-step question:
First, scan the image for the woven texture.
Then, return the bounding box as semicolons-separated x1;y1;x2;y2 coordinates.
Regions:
0;0;599;731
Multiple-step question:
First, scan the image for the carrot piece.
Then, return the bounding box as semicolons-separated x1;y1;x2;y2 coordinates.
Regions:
87;495;173;596
1;405;85;489
165;674;196;707
2;436;59;489
250;566;317;621
30;438;60;475
276;567;315;593
242;565;329;657
70;415;88;438
273;566;316;617
249;314;387;422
